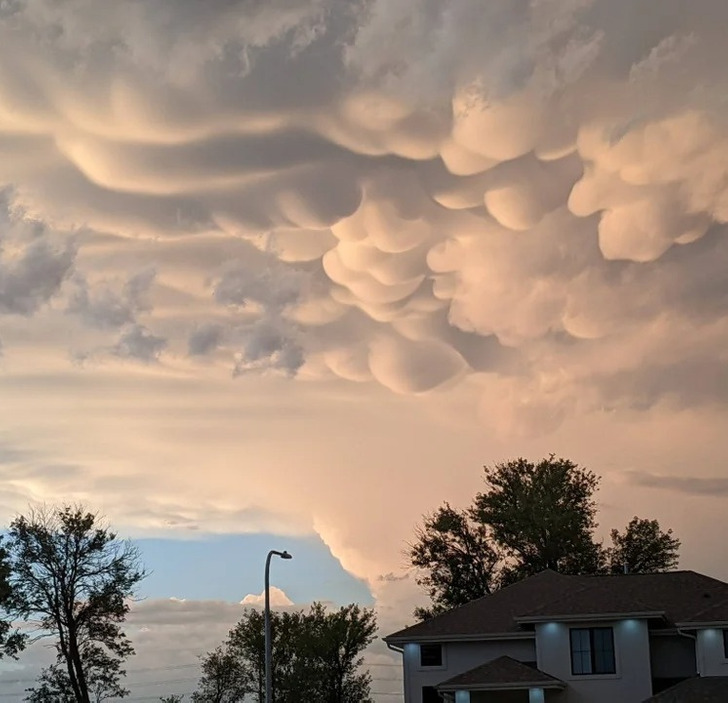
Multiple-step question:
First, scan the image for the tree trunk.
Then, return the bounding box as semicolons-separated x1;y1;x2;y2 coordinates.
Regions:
67;625;91;703
57;619;84;703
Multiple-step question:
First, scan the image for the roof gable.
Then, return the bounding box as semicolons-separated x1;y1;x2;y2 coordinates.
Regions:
437;656;564;692
385;570;728;642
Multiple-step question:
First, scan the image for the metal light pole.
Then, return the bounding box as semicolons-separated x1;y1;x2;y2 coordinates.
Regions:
264;549;292;703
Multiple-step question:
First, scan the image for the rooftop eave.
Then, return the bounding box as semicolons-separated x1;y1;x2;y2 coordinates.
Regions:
384;631;535;645
675;621;728;629
438;681;565;692
514;611;666;624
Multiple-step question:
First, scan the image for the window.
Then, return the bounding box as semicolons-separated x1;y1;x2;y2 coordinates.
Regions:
570;627;616;675
422;686;440;703
723;630;728;658
419;643;443;667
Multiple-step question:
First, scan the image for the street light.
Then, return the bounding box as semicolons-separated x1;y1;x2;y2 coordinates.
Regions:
265;549;292;703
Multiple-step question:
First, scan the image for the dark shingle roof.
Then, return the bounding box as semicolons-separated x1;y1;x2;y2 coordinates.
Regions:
385;570;728;642
437;656;564;691
643;676;728;702
519;571;728;624
386;570;568;641
678;595;728;625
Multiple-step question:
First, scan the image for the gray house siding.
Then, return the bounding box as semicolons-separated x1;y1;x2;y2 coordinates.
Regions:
535;620;652;703
402;640;537;703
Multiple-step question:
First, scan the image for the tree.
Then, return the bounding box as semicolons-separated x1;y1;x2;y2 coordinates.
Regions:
408;504;500;619
26;653;128;703
473;456;603;579
0;539;25;659
194;603;377;703
5;505;146;703
25;664;76;702
409;456;681;619
607;517;681;575
192;644;250;703
160;696;184;702
293;603;376;703
25;647;130;702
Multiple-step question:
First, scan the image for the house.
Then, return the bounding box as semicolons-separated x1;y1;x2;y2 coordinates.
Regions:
384;569;728;703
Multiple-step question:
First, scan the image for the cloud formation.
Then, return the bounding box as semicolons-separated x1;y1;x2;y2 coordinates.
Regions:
241;586;294;607
1;0;728;661
1;0;725;428
625;471;728;497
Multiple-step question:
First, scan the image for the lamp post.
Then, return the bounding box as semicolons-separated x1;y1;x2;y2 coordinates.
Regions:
264;549;292;703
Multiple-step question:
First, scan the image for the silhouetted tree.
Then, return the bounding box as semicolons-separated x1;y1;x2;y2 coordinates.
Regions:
409;504;500;619
24;664;76;702
25;649;129;703
5;505;146;703
607;516;681;574
194;603;376;703
294;603;376;703
473;456;604;580
410;456;681;619
0;539;25;658
192;644;249;703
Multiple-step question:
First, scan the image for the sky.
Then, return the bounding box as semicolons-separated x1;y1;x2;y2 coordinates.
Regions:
1;0;728;699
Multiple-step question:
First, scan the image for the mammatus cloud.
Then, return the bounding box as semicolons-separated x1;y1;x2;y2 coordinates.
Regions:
2;1;728;672
0;0;726;426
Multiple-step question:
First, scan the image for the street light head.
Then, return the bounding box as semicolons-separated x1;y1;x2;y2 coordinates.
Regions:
280;550;292;560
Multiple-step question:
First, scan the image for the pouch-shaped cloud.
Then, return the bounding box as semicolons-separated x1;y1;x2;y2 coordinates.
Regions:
0;0;726;415
368;335;466;394
2;0;728;624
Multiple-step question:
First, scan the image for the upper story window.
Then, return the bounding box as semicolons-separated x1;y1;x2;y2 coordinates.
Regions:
723;630;728;658
419;643;443;667
570;627;616;675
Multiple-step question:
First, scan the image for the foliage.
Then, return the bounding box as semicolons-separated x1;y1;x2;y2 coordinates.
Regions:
410;456;681;619
0;539;25;659
192;644;250;703
193;603;377;703
24;665;77;702
292;603;376;703
409;504;499;619
5;505;146;703
607;516;681;574
474;456;603;579
160;696;185;703
26;652;129;703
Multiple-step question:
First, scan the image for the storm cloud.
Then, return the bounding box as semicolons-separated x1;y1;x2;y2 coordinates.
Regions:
1;4;728;680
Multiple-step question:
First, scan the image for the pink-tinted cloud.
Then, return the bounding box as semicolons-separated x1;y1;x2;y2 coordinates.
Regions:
0;0;728;652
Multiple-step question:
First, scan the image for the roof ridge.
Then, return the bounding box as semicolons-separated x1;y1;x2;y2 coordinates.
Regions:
437;654;565;689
